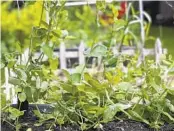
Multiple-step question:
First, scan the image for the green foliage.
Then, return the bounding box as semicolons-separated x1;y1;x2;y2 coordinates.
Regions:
1;1;174;131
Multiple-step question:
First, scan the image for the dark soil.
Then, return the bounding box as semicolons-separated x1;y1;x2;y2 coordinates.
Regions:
1;105;174;131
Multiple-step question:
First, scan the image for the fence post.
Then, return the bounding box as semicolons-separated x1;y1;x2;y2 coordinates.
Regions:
22;48;29;65
4;67;10;101
60;41;66;69
79;40;85;65
97;42;103;70
155;38;162;65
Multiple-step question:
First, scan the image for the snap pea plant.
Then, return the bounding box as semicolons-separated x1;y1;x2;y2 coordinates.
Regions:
1;1;174;131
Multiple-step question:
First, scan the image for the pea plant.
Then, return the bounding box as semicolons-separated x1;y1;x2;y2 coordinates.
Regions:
1;1;174;131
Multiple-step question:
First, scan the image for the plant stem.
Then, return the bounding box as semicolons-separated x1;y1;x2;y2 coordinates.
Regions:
3;119;16;128
119;22;129;52
39;1;45;27
26;28;34;67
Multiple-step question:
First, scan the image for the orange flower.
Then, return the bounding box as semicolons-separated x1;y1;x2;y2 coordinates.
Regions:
100;1;127;26
117;1;127;19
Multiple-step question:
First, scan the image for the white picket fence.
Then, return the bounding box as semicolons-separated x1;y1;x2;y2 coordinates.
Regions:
3;38;167;104
33;38;167;69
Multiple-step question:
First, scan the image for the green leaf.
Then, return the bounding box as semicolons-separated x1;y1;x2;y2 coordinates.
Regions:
90;44;107;57
42;44;53;58
0;90;6;109
166;99;174;113
80;123;87;130
8;107;24;120
88;79;103;90
18;92;27;102
7;60;16;68
15;69;27;82
26;128;32;131
24;87;33;102
75;64;85;73
15;87;22;93
40;81;48;92
104;56;117;67
84;72;92;81
9;77;21;85
49;58;58;70
56;118;64;125
33;110;42;118
15;41;22;53
71;73;81;83
1;68;5;85
41;20;49;28
161;111;174;122
103;103;132;122
61;83;76;94
128;110;149;125
76;83;85;92
33;26;47;38
65;36;76;40
96;1;106;11
117;82;133;91
62;69;70;79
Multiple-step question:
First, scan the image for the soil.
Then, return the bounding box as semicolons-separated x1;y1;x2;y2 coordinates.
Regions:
1;105;174;131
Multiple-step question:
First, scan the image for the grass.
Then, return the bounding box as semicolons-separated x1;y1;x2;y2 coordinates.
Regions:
145;26;174;57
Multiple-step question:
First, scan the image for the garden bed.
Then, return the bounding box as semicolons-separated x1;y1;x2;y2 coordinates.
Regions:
2;105;174;131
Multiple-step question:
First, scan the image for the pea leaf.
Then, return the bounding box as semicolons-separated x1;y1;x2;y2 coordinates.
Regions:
117;82;133;91
103;103;132;122
15;69;27;82
9;77;21;85
18;92;27;102
62;69;71;79
40;81;48;92
96;1;106;11
128;110;149;125
42;44;53;58
90;44;107;57
8;107;24;120
49;58;58;70
71;73;81;84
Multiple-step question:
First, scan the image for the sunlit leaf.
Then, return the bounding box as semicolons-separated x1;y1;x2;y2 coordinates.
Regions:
42;44;53;58
90;44;107;57
71;73;81;84
103;103;132;122
18;92;27;102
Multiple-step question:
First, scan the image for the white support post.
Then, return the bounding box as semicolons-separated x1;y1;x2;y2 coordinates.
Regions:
137;0;145;67
22;48;29;65
5;67;10;101
139;0;145;44
79;40;85;65
97;42;103;70
60;42;66;69
155;38;162;65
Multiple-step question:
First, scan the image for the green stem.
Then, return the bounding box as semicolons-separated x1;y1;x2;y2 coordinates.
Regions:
48;114;59;130
39;1;44;27
3;119;16;128
26;28;33;67
15;102;22;128
119;22;129;52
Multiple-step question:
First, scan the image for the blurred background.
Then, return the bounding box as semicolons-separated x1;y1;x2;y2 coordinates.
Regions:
1;1;174;56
